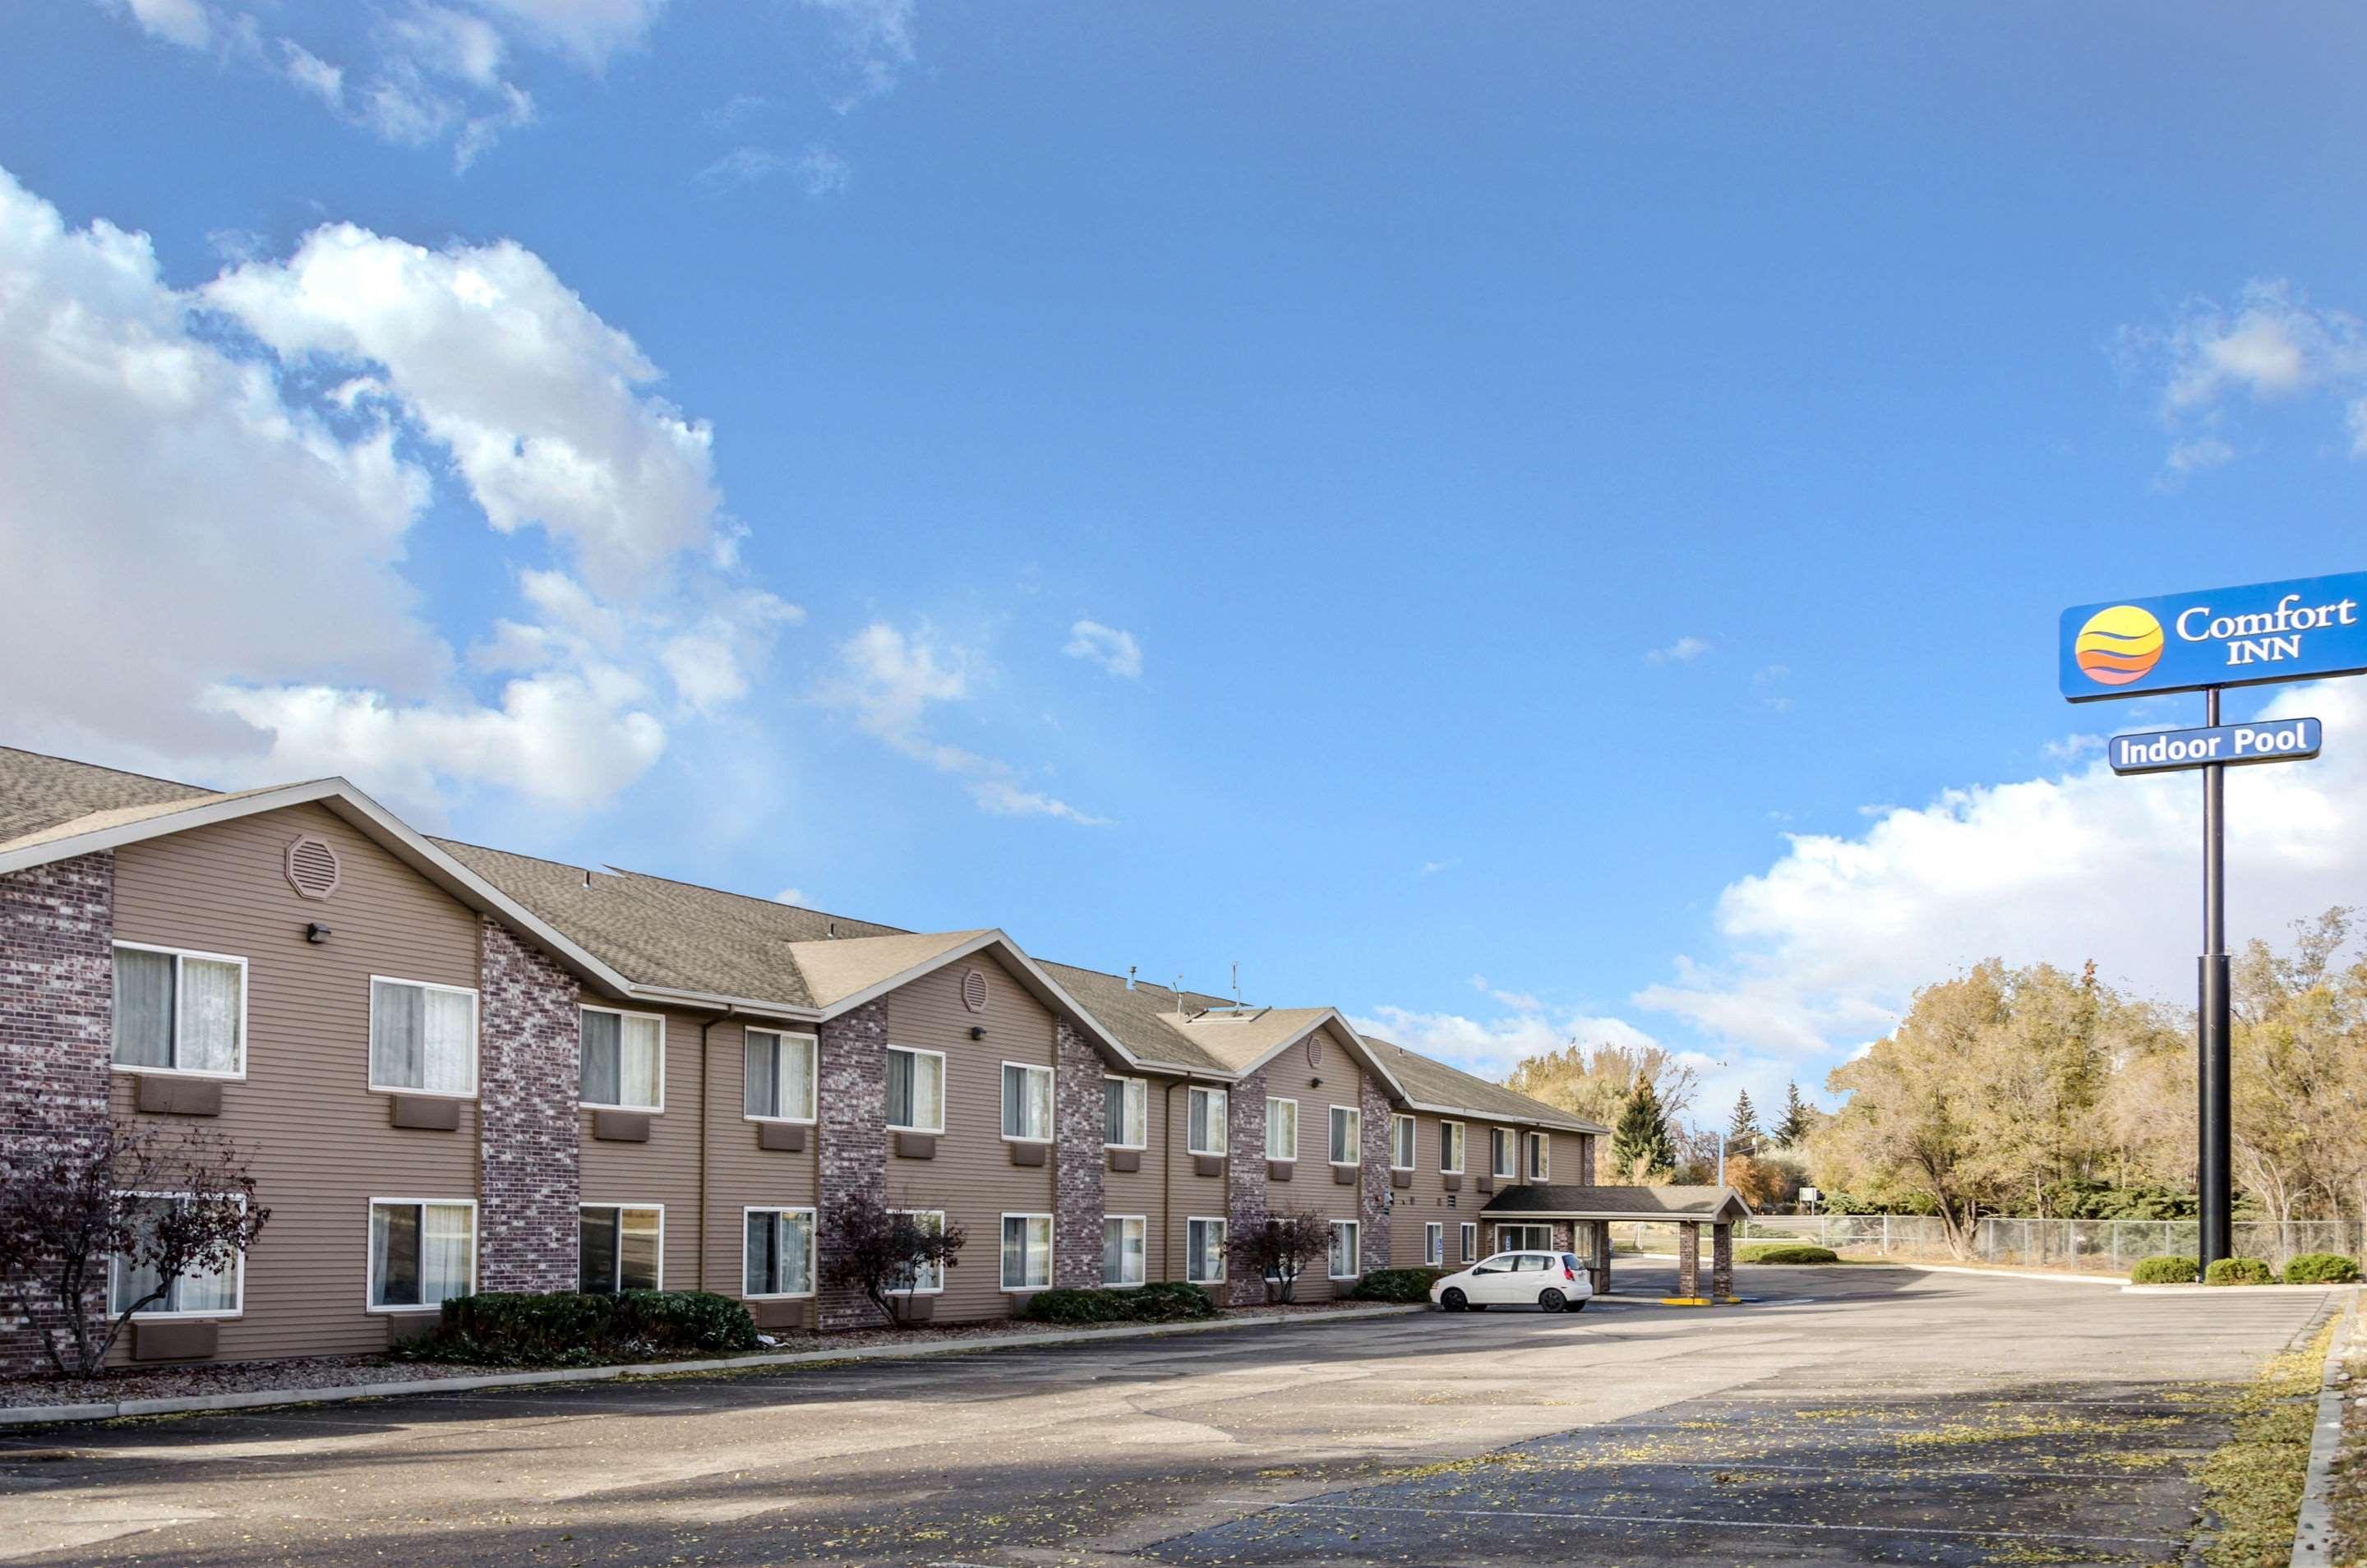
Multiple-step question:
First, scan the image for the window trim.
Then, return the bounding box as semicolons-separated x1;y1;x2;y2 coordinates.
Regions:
1265;1096;1299;1162
999;1211;1054;1294
1490;1126;1516;1179
1329;1105;1361;1166
1103;1213;1147;1289
884;1045;948;1135
1186;1086;1228;1157
1185;1215;1228;1285
1460;1221;1478;1263
366;975;482;1100
999;1060;1056;1144
1328;1219;1362;1281
1526;1130;1551;1181
578;1201;666;1294
1102;1075;1149;1150
579;1003;668;1114
1391;1114;1417;1172
110;941;250;1081
889;1209;947;1295
741;1028;819;1126
109;1190;247;1319
363;1196;479;1314
740;1205;819;1300
1423;1220;1444;1268
1439;1119;1465;1175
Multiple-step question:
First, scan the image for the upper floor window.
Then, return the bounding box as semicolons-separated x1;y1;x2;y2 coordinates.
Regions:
1391;1114;1417;1171
1104;1076;1148;1148
1440;1120;1466;1174
1490;1126;1516;1178
1266;1097;1299;1161
1186;1086;1229;1156
887;1047;944;1133
1002;1062;1054;1141
579;1205;662;1293
1525;1130;1551;1180
744;1029;817;1123
1329;1105;1361;1165
113;943;245;1077
370;978;478;1097
581;1007;664;1111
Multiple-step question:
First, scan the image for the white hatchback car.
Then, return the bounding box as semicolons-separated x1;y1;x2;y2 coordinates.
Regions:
1430;1251;1594;1313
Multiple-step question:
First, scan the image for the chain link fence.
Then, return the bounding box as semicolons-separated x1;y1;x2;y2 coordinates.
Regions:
1730;1214;2367;1274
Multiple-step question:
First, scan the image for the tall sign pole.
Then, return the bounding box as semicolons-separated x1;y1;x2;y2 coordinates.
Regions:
2062;571;2365;1273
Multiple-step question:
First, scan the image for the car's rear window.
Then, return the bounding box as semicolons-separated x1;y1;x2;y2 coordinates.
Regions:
1562;1254;1580;1270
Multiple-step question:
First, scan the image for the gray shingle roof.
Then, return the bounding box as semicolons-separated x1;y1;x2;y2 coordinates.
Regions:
1363;1035;1604;1134
1481;1184;1750;1220
1036;962;1237;1075
0;746;215;846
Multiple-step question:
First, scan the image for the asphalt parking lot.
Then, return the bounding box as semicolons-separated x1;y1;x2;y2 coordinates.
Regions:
0;1262;2337;1566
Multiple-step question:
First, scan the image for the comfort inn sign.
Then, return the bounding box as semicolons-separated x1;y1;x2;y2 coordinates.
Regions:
2058;570;2367;702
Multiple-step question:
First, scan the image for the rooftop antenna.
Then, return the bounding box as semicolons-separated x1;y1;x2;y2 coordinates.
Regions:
1232;962;1240;1006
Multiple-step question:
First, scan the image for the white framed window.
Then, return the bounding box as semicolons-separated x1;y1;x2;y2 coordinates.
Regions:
109;1193;244;1317
886;1046;945;1133
1490;1127;1516;1178
367;1198;477;1311
743;1206;816;1298
1104;1076;1148;1148
1000;1213;1053;1291
1002;1062;1055;1142
111;943;246;1078
1460;1221;1478;1262
743;1029;818;1123
579;1204;662;1293
1499;1222;1553;1252
1526;1131;1551;1180
581;1006;665;1112
1187;1086;1229;1156
1104;1215;1147;1287
1329;1105;1360;1165
1186;1216;1227;1284
1391;1114;1417;1171
1439;1120;1465;1174
890;1210;946;1294
1266;1097;1299;1161
1328;1220;1362;1280
1424;1221;1443;1267
369;977;479;1097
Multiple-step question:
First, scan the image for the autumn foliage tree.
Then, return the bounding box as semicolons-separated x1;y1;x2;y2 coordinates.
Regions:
819;1195;967;1328
1232;1211;1329;1302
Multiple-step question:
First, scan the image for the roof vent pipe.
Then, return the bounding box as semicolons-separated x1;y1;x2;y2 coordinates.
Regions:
1127;966;1136;991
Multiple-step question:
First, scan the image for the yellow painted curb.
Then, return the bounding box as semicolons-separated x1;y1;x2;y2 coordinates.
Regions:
1659;1296;1714;1306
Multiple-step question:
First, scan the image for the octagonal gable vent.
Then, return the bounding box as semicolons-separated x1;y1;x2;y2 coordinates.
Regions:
284;834;342;902
960;967;990;1013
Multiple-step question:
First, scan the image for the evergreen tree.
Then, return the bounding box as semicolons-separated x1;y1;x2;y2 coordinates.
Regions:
1775;1081;1812;1146
1611;1080;1677;1178
1726;1090;1761;1146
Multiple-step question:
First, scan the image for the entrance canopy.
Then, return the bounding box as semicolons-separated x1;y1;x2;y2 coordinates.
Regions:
1479;1183;1752;1225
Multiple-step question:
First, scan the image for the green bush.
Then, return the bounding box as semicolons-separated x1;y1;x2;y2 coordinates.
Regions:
1737;1243;1839;1265
1350;1267;1448;1303
2205;1257;2274;1287
389;1290;760;1367
2130;1254;2201;1284
1015;1281;1219;1326
2284;1252;2363;1285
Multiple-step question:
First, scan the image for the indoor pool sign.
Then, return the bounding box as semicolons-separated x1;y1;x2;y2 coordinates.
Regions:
2060;570;2367;702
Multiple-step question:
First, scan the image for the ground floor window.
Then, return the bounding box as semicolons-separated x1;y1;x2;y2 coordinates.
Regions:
1002;1214;1053;1291
1328;1220;1361;1280
744;1207;815;1298
369;1199;476;1310
109;1195;242;1317
1497;1223;1553;1252
579;1205;662;1294
1104;1215;1146;1286
1423;1221;1443;1266
890;1211;945;1294
1186;1217;1226;1284
1460;1222;1478;1262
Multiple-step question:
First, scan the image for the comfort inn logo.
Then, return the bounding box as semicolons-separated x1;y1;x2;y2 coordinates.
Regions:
2073;605;2164;687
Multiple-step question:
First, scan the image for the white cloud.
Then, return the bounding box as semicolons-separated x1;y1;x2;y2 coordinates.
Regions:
112;0;212;48
795;145;853;196
819;623;1108;824
775;886;808;906
800;0;919;109
1418;857;1459;877
697;144;852;197
2125;279;2367;474
1351;1003;1659;1083
470;0;668;66
279;39;346;106
1645;635;1711;666
1062;619;1142;680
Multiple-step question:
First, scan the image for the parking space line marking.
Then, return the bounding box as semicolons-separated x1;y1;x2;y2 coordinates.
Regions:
1245;1499;2181;1546
1505;1458;2172;1482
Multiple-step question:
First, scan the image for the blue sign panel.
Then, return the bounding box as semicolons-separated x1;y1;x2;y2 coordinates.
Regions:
2060;570;2367;702
2106;717;2322;776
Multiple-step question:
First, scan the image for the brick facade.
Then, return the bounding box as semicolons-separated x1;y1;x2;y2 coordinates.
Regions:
475;917;581;1293
1051;1021;1105;1289
1225;1069;1269;1305
815;998;887;1329
1358;1072;1391;1271
0;853;115;1375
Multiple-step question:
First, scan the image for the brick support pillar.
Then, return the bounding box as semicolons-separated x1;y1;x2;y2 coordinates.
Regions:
1711;1223;1733;1298
1358;1073;1391;1273
815;999;887;1329
0;854;114;1375
1677;1221;1701;1298
1225;1070;1269;1305
476;918;581;1294
1053;1022;1106;1289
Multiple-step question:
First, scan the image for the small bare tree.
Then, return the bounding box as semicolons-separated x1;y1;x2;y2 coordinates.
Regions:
1232;1210;1329;1303
819;1193;967;1328
0;1123;270;1377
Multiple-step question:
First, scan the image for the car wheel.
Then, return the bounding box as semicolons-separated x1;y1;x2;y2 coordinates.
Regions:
1539;1288;1567;1313
1439;1288;1467;1312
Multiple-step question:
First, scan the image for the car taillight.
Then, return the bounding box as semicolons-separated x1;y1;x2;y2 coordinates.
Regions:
1563;1266;1575;1280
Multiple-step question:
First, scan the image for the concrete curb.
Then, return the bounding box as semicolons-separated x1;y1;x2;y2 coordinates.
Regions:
2123;1283;2351;1296
1636;1252;2129;1287
0;1303;1426;1428
2290;1290;2360;1566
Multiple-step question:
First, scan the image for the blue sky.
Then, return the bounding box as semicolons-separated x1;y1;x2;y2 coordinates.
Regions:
9;2;2367;1129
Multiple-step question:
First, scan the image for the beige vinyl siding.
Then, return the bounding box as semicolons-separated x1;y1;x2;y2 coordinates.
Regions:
882;952;1059;1322
1102;1072;1180;1283
579;1006;713;1297
109;802;483;1363
703;1016;820;1324
1268;1024;1368;1302
1390;1111;1469;1268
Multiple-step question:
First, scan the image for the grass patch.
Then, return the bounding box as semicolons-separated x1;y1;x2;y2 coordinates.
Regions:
2188;1318;2333;1566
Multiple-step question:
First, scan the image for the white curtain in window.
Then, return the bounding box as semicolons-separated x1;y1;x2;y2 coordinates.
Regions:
1331;1109;1359;1164
179;957;241;1073
421;1203;474;1304
744;1033;779;1118
1005;1064;1051;1139
1266;1100;1296;1160
422;990;474;1094
1188;1219;1225;1283
780;1035;814;1120
620;1015;662;1108
113;948;174;1068
373;982;424;1090
909;1054;943;1131
1331;1223;1355;1278
779;1211;813;1294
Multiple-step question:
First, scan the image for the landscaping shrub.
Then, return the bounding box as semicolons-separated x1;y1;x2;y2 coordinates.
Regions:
2206;1257;2275;1287
1015;1282;1218;1326
2284;1252;2362;1285
1350;1267;1448;1303
1736;1243;1839;1265
388;1290;759;1367
2130;1254;2200;1284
